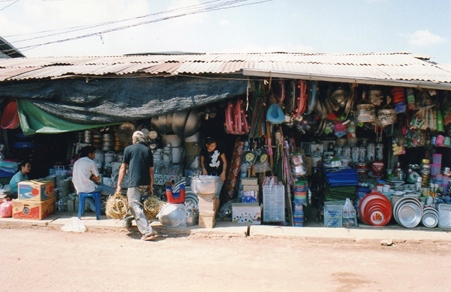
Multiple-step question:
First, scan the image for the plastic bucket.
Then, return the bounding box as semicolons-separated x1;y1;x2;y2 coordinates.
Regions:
171;146;184;164
166;184;186;204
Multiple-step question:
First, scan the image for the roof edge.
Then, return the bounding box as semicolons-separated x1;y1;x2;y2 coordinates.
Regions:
243;69;451;91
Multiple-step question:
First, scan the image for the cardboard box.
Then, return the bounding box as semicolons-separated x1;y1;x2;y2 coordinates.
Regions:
241;177;258;186
18;180;54;201
197;193;216;203
12;197;55;220
241;190;258;203
232;203;262;225
197;198;219;213
243;185;259;192
199;214;215;228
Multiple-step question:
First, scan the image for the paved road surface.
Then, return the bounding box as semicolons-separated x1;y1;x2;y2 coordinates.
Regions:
1;226;450;292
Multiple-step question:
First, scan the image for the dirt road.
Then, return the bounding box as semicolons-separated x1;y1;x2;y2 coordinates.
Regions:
1;226;450;292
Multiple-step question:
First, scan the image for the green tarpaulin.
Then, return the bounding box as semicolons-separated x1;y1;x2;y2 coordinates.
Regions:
17;99;117;135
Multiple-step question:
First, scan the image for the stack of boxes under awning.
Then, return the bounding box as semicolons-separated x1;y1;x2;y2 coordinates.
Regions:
198;193;219;228
192;176;221;228
13;180;55;220
232;177;262;225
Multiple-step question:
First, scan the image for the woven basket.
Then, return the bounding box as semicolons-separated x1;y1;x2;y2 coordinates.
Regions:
105;192;128;219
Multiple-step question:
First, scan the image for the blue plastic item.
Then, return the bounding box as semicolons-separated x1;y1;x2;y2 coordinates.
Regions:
78;191;101;220
266;104;285;124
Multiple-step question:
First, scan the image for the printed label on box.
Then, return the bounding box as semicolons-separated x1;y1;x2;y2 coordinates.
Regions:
18;180;54;201
12;197;55;220
232;203;261;224
241;190;258;203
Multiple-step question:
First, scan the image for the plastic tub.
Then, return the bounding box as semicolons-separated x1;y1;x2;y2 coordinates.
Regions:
191;175;221;194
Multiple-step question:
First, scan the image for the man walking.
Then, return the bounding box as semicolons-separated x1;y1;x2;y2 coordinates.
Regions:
116;131;157;241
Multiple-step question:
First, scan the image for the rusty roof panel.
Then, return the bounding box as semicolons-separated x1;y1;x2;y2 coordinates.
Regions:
0;53;450;87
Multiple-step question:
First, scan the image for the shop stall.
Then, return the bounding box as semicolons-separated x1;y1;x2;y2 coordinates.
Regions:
0;52;451;231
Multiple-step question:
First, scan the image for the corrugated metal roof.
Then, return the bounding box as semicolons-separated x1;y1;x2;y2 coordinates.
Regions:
0;52;451;89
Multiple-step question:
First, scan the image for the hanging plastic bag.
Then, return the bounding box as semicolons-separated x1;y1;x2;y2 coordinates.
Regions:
0;199;13;218
342;198;357;227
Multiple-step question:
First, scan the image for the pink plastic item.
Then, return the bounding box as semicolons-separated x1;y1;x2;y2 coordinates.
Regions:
0;199;13;218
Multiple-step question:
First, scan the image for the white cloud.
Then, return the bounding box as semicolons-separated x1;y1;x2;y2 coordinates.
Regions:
219;19;230;27
408;30;445;47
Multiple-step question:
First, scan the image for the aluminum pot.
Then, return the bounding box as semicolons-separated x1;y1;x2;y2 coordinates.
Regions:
172;110;189;136
165;113;175;135
184;109;201;137
186;211;199;226
329;88;348;109
151;116;159;132
103;133;112;142
158;115;169;134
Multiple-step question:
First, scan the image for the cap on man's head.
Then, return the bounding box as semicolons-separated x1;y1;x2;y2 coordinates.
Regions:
132;131;145;144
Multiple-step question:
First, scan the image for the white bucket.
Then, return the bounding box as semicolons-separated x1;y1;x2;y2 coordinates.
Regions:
171;146;184;164
162;134;182;147
104;151;115;165
94;149;104;164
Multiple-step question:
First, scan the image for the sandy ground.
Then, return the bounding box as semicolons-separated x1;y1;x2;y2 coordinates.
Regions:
1;225;451;292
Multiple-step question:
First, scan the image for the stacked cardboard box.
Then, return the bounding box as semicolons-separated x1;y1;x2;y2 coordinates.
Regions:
232;203;262;224
241;177;259;203
197;193;219;228
13;180;55;220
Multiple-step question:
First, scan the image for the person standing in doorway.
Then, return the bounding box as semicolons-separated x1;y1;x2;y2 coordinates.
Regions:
72;146;115;212
8;160;31;198
116;131;157;241
200;137;227;198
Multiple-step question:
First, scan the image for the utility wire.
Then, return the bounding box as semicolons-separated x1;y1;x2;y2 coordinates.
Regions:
7;0;223;42
0;0;19;11
14;0;271;52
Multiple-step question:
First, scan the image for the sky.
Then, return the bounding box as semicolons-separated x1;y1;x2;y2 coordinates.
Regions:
0;0;450;64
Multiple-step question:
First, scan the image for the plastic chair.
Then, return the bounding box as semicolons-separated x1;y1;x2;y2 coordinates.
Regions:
78;192;101;220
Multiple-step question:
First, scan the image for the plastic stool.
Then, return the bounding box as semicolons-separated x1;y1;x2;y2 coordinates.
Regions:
78;192;101;220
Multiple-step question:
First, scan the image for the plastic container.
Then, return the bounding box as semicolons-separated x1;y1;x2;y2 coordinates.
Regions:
323;203;343;227
431;164;441;176
165;184;186;204
191;175;221;194
433;154;442;165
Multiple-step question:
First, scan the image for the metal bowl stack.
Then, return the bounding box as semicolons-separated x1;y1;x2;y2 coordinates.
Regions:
421;207;439;228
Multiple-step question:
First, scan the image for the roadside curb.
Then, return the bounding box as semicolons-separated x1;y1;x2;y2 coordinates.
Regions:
2;213;451;243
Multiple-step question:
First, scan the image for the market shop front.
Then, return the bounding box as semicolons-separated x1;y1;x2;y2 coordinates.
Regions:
1;52;451;230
